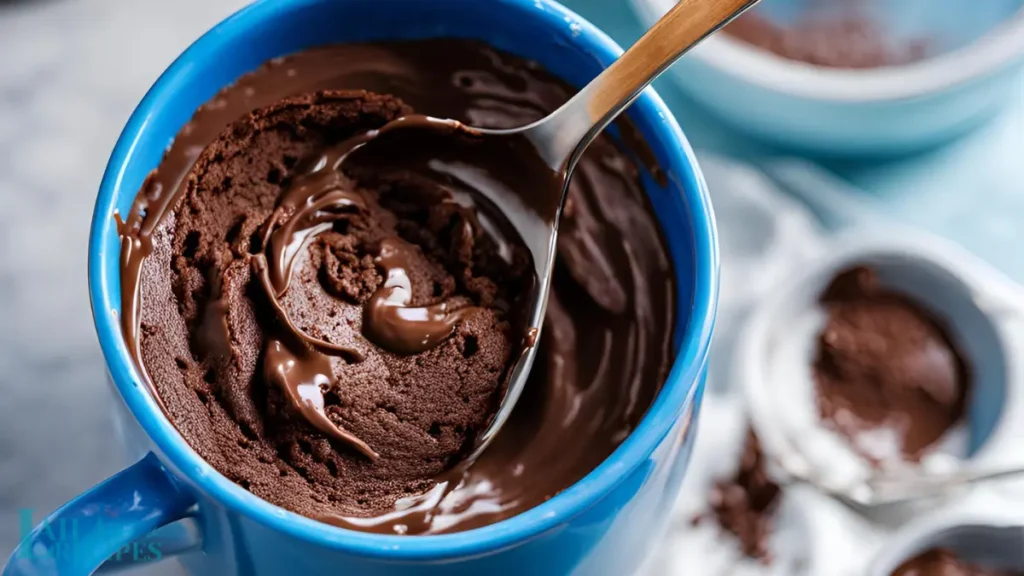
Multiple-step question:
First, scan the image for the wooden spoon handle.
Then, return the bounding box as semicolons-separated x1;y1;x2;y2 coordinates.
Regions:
588;0;758;121
525;0;759;173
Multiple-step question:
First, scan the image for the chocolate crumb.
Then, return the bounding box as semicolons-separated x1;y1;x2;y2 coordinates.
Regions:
702;429;781;563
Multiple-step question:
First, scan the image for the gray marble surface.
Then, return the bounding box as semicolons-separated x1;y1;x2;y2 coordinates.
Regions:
0;0;245;569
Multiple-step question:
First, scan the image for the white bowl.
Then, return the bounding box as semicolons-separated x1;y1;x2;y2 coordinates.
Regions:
734;226;1024;502
630;0;1024;155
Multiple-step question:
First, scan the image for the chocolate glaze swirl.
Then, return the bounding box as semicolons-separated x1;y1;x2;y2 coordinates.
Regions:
245;114;507;458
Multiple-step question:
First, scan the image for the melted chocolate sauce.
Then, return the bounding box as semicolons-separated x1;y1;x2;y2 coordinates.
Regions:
117;40;675;535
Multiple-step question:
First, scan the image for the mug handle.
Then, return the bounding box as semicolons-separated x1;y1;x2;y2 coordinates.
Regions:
4;453;198;576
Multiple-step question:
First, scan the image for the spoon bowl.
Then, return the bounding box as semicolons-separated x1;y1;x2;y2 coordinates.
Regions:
471;0;760;457
345;0;761;460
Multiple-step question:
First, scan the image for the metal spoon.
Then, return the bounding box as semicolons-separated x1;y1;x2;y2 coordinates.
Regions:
771;453;1024;514
841;465;1024;510
341;0;756;459
456;0;760;459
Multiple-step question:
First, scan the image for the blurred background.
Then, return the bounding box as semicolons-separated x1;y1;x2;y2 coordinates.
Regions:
0;0;1021;574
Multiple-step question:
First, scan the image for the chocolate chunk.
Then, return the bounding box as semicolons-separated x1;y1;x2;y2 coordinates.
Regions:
704;429;782;563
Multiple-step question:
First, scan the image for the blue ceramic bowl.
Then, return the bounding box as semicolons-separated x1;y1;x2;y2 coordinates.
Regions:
4;1;718;575
633;0;1024;155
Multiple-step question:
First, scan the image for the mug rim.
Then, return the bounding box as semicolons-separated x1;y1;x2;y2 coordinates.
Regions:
87;0;718;561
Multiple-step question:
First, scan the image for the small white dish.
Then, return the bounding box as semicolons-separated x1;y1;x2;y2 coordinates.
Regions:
868;505;1024;576
630;0;1024;154
734;226;1024;505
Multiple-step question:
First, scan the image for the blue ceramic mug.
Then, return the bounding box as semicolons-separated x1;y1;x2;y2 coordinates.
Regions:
5;0;718;574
